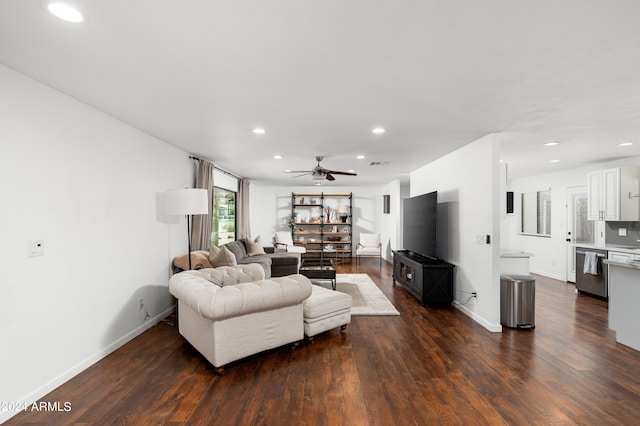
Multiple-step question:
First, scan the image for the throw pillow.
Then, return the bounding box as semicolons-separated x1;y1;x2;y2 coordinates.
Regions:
245;235;266;256
210;245;237;267
208;245;221;264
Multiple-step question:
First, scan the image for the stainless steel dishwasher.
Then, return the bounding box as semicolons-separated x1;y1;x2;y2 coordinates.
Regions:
575;248;608;298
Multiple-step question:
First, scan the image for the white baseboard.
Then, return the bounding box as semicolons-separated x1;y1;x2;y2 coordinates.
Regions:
530;269;565;282
0;305;176;425
453;301;502;332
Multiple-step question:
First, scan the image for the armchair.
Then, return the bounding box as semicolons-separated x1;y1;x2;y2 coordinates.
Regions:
274;231;306;254
356;233;382;267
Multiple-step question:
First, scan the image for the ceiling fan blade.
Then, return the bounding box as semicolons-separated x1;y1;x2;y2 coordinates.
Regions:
327;170;357;176
284;170;312;174
290;172;311;178
325;173;335;181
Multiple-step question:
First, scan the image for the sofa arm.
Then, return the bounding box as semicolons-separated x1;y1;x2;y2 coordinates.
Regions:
169;272;313;321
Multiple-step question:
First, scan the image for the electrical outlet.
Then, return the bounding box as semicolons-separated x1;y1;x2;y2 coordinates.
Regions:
138;298;144;310
619;228;627;237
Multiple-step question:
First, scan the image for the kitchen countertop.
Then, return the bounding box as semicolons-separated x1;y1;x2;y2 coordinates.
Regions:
604;259;640;270
573;244;640;255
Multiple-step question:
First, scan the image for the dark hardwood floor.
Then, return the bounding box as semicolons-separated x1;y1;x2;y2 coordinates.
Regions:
8;260;640;425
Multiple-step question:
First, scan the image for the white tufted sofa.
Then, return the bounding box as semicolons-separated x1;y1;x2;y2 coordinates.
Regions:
169;264;312;373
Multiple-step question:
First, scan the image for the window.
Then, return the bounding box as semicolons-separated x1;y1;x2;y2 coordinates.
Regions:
520;189;551;236
212;187;236;246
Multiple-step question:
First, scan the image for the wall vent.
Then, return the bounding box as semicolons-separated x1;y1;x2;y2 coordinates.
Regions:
369;161;390;166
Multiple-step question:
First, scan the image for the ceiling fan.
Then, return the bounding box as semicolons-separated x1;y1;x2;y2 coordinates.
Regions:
284;156;357;181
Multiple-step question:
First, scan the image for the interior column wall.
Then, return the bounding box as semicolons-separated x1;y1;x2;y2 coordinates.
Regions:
410;134;502;332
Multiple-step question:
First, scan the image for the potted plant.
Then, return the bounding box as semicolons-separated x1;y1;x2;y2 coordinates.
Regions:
288;212;297;232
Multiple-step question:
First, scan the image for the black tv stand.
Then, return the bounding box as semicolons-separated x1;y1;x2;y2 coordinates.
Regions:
392;250;454;306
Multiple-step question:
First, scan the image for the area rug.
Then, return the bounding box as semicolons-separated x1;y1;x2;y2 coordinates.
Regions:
312;274;400;316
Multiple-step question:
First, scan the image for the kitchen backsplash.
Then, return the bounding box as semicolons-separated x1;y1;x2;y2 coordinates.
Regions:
606;221;640;247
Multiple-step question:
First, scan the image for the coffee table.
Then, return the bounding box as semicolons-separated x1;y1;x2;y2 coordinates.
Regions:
299;259;336;290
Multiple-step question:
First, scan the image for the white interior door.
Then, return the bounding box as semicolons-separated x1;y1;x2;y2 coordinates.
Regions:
566;186;594;282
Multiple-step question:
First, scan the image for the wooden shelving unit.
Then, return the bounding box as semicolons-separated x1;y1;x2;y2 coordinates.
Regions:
291;192;353;259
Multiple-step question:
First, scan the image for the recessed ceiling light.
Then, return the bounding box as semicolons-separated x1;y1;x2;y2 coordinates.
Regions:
372;127;386;134
347;169;355;173
550;159;560;163
273;155;283;160
47;3;84;22
544;142;559;146
253;128;266;135
619;142;634;147
356;155;365;159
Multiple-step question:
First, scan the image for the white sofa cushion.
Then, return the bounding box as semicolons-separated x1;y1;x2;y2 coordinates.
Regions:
191;264;265;287
169;269;312;321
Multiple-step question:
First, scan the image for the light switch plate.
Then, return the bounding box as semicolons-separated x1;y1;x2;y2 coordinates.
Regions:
28;240;44;257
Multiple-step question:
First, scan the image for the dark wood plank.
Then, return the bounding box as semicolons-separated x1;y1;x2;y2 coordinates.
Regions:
7;259;640;425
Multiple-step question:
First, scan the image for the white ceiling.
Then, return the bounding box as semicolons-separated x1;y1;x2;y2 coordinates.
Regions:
2;0;640;186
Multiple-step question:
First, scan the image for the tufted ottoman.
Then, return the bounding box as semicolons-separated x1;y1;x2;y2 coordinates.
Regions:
303;285;352;342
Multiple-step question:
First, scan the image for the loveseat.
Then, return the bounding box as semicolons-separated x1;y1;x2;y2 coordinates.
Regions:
172;238;300;278
169;264;312;373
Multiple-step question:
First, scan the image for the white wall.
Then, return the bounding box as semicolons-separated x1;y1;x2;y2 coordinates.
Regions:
0;65;191;423
249;184;383;254
505;155;640;281
379;180;402;262
411;134;502;332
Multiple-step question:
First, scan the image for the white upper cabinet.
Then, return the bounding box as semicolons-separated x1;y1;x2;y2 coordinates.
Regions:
587;167;640;221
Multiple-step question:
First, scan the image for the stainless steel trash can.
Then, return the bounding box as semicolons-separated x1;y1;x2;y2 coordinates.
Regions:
500;274;535;329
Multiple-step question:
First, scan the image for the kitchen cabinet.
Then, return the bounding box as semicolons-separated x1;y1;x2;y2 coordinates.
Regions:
587;167;640;221
605;258;640;351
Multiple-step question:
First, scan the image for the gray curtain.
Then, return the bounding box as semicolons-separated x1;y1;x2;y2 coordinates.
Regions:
191;159;214;250
237;178;251;239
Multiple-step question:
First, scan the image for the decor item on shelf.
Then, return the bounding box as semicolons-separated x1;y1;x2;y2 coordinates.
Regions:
299;227;305;232
165;188;209;271
338;204;349;222
324;206;332;222
300;197;305;204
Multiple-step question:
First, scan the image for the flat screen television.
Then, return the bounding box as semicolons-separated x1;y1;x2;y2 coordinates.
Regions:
402;191;438;259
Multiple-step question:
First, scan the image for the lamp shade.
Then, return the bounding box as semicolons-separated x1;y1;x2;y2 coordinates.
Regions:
338;204;349;214
165;188;209;215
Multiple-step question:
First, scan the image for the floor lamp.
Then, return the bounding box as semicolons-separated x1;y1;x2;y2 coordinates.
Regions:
166;188;209;270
